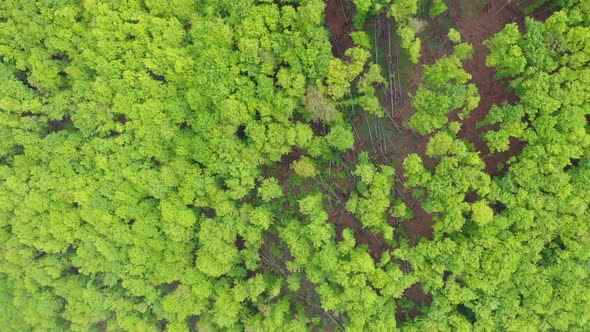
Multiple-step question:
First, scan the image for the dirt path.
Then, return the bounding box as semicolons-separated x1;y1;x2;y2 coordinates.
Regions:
325;0;354;56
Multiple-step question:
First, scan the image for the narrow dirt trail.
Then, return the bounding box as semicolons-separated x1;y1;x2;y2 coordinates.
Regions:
325;0;354;57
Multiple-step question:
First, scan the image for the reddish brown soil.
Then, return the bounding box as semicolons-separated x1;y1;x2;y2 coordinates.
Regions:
331;208;392;259
402;203;434;242
325;0;354;56
395;283;433;321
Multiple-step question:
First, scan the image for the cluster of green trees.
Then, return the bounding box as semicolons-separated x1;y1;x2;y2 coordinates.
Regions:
0;0;588;330
0;0;381;330
351;0;447;64
408;28;479;134
280;192;415;330
397;1;590;329
389;0;424;64
346;152;397;240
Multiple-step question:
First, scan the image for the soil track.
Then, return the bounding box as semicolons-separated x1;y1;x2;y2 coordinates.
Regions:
325;0;354;56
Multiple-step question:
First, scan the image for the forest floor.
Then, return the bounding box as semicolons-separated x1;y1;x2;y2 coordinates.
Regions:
323;0;551;321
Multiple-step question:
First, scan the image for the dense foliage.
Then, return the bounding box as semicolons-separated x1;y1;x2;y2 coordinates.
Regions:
408;30;478;134
0;0;588;331
0;0;379;330
399;1;590;329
